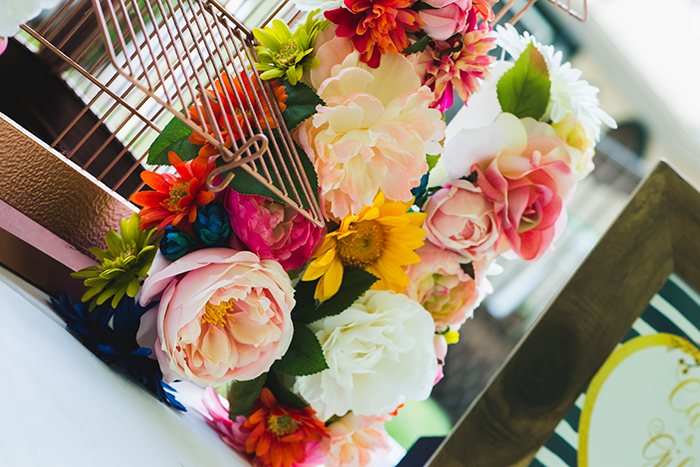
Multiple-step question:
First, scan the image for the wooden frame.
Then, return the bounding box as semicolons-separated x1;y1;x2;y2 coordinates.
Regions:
427;160;700;467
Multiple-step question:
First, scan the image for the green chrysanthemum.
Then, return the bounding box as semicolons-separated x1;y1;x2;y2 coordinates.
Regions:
72;213;158;311
253;10;329;85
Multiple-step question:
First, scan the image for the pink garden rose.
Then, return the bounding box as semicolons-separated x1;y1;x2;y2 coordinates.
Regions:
444;113;579;261
139;249;295;386
419;0;471;41
322;412;391;467
225;190;324;271
405;242;490;331
423;178;501;260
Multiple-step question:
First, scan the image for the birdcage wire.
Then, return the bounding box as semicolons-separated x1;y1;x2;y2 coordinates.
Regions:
494;0;587;25
20;0;325;227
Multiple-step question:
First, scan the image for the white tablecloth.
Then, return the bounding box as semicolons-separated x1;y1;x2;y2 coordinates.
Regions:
0;266;250;467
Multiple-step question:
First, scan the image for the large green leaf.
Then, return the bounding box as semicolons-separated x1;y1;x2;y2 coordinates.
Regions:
227;373;268;418
496;43;551;121
294;269;378;324
280;79;325;131
402;35;430;54
219;131;319;210
148;116;202;165
272;321;328;376
265;371;308;409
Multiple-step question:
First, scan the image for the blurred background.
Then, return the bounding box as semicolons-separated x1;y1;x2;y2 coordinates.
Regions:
4;0;700;450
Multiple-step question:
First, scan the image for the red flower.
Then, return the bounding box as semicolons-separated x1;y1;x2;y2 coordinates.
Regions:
188;72;288;158
473;0;496;22
242;388;329;467
326;0;421;68
130;152;216;232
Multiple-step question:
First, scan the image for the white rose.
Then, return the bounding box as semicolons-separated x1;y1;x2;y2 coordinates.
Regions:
1;0;62;37
294;290;438;421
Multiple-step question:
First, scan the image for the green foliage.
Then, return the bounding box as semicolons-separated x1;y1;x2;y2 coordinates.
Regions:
147;117;201;166
218;132;319;211
72;213;157;311
293;269;378;324
403;35;430;54
497;43;551;121
281;79;325;131
272;322;328;376
227;373;268;418
265;371;308;409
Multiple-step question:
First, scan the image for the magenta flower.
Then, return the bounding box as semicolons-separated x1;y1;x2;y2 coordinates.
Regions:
201;386;250;452
423;18;496;112
225;190;325;271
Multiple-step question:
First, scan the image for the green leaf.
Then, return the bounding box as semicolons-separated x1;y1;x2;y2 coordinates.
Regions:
426;154;440;172
460;262;475;280
402;35;430;54
497;43;551;121
291;277;318;321
272;321;328;376
265;371;308;409
227;373;268;418
280;79;325;131
147;117;202;166
294;269;378;324
221;130;319;211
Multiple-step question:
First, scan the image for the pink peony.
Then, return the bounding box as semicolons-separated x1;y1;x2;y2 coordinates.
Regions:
201;386;250;451
139;249;295;386
419;0;471;41
423;20;496;112
423;179;501;260
444;113;579;261
0;38;7;56
225;190;324;271
405;242;490;331
322;412;391;467
297;52;444;219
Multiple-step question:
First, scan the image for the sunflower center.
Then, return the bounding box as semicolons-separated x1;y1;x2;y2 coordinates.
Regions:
166;181;190;212
336;220;385;268
201;299;235;328
267;414;301;437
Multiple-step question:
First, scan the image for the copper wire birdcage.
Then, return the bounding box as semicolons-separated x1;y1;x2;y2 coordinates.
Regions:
14;0;586;232
495;0;587;25
19;0;324;227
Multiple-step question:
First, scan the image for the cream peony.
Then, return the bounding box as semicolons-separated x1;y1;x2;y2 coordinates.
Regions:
138;249;295;386
297;52;445;219
294;290;438;421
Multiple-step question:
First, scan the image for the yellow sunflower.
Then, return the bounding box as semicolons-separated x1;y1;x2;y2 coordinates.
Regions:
302;192;427;301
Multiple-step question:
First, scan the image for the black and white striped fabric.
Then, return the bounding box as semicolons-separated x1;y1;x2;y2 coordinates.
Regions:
529;273;700;467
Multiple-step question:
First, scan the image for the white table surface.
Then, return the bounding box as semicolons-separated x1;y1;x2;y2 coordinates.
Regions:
0;266;407;467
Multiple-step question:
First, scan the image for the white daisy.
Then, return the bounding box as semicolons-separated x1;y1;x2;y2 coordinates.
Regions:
494;24;617;141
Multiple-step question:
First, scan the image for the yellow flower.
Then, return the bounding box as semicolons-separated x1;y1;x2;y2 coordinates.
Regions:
302;193;426;301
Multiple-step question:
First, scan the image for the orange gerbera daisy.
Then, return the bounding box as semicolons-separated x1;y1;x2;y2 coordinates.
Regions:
188;71;289;158
325;0;421;68
242;388;328;467
130;152;216;232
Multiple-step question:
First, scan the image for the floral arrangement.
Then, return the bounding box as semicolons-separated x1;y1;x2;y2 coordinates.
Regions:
50;2;616;467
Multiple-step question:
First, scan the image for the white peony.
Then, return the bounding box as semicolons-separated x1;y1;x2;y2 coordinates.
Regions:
294;290;438;421
1;0;62;37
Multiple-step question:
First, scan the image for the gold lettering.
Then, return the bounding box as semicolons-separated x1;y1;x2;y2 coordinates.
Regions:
669;378;700;430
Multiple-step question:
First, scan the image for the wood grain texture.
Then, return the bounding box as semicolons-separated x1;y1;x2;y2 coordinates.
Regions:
426;161;695;467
